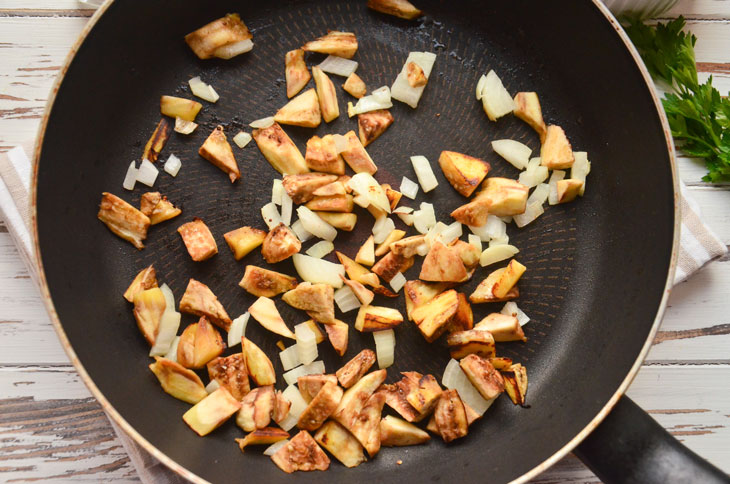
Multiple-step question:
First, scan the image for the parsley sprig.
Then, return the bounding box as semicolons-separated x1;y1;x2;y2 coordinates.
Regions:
625;16;730;182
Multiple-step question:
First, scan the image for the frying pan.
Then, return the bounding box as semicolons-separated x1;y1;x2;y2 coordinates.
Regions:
31;1;729;483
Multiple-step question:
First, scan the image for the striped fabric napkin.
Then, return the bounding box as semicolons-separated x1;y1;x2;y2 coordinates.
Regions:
0;143;726;482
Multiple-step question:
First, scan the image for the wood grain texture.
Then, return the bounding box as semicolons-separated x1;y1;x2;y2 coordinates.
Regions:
666;0;730;19
0;3;729;483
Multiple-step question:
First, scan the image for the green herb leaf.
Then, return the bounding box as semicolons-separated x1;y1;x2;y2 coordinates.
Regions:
626;16;730;182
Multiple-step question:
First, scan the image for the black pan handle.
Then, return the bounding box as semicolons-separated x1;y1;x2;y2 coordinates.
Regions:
574;396;729;483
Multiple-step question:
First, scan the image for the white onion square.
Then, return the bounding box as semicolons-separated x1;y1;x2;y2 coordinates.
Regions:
291;219;313;243
233;131;252;148
164;154;181;177
501;301;530;326
227;313;250;348
390;272;406;293
136;159;159;187
374;329;395;369
411;155;438;192
123;161;138;190
261;202;282;229
306;240;334;258
400;176;419;199
334;285;360;313
318;55;358;77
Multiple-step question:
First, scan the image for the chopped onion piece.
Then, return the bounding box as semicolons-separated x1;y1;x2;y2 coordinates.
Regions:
400;176;419;199
393;206;414;214
468;224;491;242
306;240;334;258
249;116;275;128
480;70;515;121
353;194;369;208
263;438;290;456
489;235;509;247
261;202;282;230
442;359;495;416
373;217;395;244
413;202;436;234
227;312;250;348
272;179;284;205
280;191;293;226
297;206;337;241
397;212;414;226
492;139;531;170
174;117;197;135
282;385;308;419
264;439;290;456
164;154;182;177
518;165;549;188
347;173;391;213
501;301;530;326
411;155;438;193
205;379;220;393
291;219;313;243
480;244;519;267
390;272;406;293
279;344;301;371
374;329;395;369
528;183;550;207
164;336;180;362
391;52;437;108
500;216;513;224
213;38;253;59
416;243;429;257
318;55;358;77
333;134;348;154
440;221;463;245
189;77;219;103
548;170;566;206
484;215;507;239
233;131;252;148
136;159;159;187
571;152;591;196
334;285;361;313
292;253;345;288
348;86;393;116
295;323;318;365
283;360;325;386
425;221;447;248
372;216;390;235
475;74;487;101
160;284;175;309
513;202;545;228
468;234;482;251
149;310;180;357
123;161;138;190
525;157;541;171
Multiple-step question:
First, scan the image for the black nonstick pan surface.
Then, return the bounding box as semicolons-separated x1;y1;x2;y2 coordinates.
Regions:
34;1;690;483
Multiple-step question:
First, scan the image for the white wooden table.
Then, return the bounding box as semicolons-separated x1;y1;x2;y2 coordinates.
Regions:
1;1;728;482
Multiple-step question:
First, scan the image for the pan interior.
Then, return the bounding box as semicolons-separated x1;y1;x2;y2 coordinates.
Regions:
36;1;674;482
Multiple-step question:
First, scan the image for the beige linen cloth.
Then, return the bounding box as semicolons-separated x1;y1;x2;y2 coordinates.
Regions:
0;142;727;482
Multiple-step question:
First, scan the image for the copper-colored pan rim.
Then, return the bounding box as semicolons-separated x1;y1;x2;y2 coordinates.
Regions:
30;1;679;483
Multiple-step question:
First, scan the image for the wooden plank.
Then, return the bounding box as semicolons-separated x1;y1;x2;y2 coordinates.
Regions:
0;366;136;482
687;20;730;63
0;17;87;152
0;0;95;13
665;0;730;19
647;259;730;363
627;365;730;472
0;231;69;365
